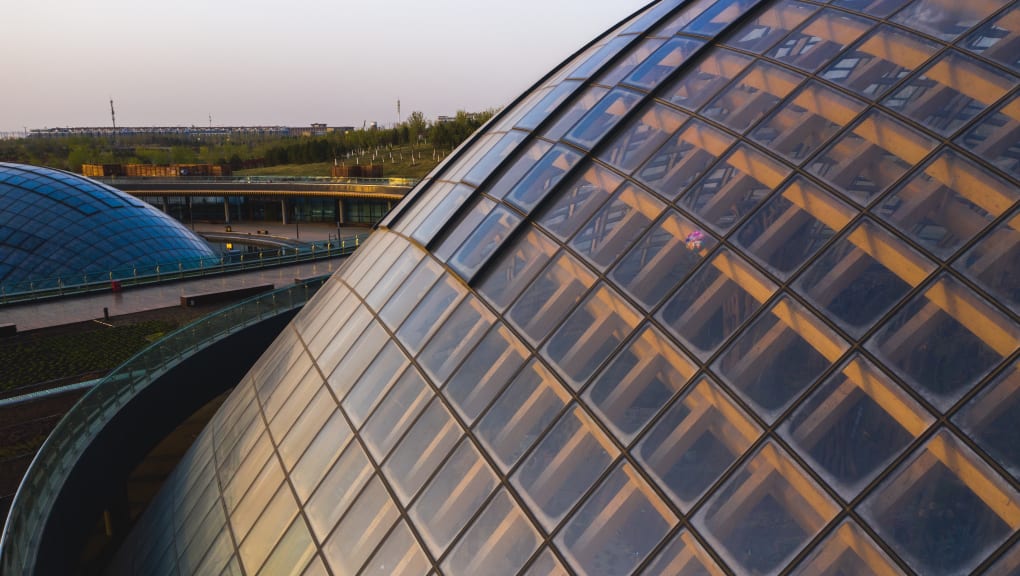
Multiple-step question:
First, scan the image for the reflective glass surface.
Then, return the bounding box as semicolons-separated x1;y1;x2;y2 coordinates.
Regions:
108;2;1020;575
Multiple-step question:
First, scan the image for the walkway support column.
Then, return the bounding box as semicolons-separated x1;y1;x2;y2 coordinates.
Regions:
281;200;288;225
223;197;230;224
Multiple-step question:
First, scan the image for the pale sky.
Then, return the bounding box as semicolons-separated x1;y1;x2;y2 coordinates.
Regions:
3;0;650;133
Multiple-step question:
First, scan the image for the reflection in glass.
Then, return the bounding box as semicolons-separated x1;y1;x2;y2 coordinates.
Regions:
789;520;905;575
395;273;465;357
464;130;529;185
448;205;523;280
322;477;398;576
484;139;554;201
796;218;934;338
623;37;704;91
820;25;938;100
658;248;777;358
868;275;1018;411
342;342;407;428
556;463;676;576
508;252;597;345
569;184;665;270
434;197;495;262
861;431;1020;575
586;325;697;444
306;443;371;540
361;367;431;462
874;150;1017;259
882;50;1014;137
506;145;584;212
679;143;791;232
642;529;726;575
767;10;872;72
955;362;1020;482
892;0;1011;41
361;521;430;576
963;4;1020;73
695;441;838;576
478;223;559;311
542;284;642;389
517;81;584;132
566;88;642;150
750;81;864;164
419;296;495;384
611;210;717;310
441;489;541;576
714;297;848;422
637;119;734;200
538;162;624;242
682;0;760;35
476;359;571;473
726;0;817;53
521;548;569;576
830;0;910;17
543;88;611;142
511;405;618;531
599;103;688;174
808;110;938;205
598;39;666;87
409;183;475;246
734;177;854;279
443;324;529;424
782;356;932;500
663;49;754;112
956;95;1020;182
383;399;462;505
636;377;761;510
701;60;803;133
567;37;632;81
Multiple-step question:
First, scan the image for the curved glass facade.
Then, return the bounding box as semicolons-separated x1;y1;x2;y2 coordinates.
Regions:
109;1;1019;575
0;162;215;286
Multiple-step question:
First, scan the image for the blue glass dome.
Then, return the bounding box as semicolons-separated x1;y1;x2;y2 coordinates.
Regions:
93;1;1019;575
0;162;215;287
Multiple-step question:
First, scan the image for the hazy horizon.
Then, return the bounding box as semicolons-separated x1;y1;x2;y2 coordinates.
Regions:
4;0;650;134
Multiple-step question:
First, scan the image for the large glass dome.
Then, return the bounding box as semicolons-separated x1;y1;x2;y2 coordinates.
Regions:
109;0;1020;574
0;162;215;287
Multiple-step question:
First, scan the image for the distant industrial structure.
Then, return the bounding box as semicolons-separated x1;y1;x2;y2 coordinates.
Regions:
25;124;355;139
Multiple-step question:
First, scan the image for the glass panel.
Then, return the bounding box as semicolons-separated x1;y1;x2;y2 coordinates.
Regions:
956;94;1020;182
522;548;569;576
701;60;804;133
477;223;559;312
658;248;777;359
715;297;849;423
408;183;474;246
409;440;498;557
642;529;726;575
419;296;495;384
570;184;664;270
680;143;791;232
830;0;909;17
255;518;315;576
542;87;611;142
734;177;855;279
653;0;719;36
230;458;284;544
517;81;585;131
542;284;642;389
963;4;1020;73
476;359;571;473
624;0;685;34
861;430;1020;575
767;10;872;72
566;37;632;81
291;411;353;502
663;49;755;112
986;539;1020;576
396;273;466;357
506;144;584;213
379;258;444;331
306;442;372;541
326;320;390;400
782;355;933;500
383;398;462;504
537;162;624;242
484;139;554;201
725;0;818;53
598;39;667;87
507;251;597;346
638;121;733;202
361;366;431;462
789;520;905;575
891;0;1010;41
585;325;697;445
882;50;1014;137
365;244;425;312
441;489;542;576
750;81;865;164
239;483;298;575
694;441;839;576
342;342;408;428
796;218;935;338
360;522;430;576
448;205;523;280
565;88;642;150
682;0;761;35
556;463;677;576
599;103;688;174
808;110;938;205
868;275;1018;411
464;130;529;185
434;197;495;262
322;476;399;576
636;377;761;510
511;405;619;531
444;324;529;424
955;361;1020;481
611;210;717;310
875;150;1017;259
623;37;705;91
820;25;939;100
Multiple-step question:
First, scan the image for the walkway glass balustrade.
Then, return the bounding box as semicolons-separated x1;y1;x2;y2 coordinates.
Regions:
0;276;329;576
0;232;368;305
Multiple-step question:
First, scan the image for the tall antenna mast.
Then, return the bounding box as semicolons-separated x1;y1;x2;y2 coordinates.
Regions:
110;98;116;130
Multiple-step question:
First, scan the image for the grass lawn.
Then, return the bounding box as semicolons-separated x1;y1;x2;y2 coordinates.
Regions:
236;144;443;180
